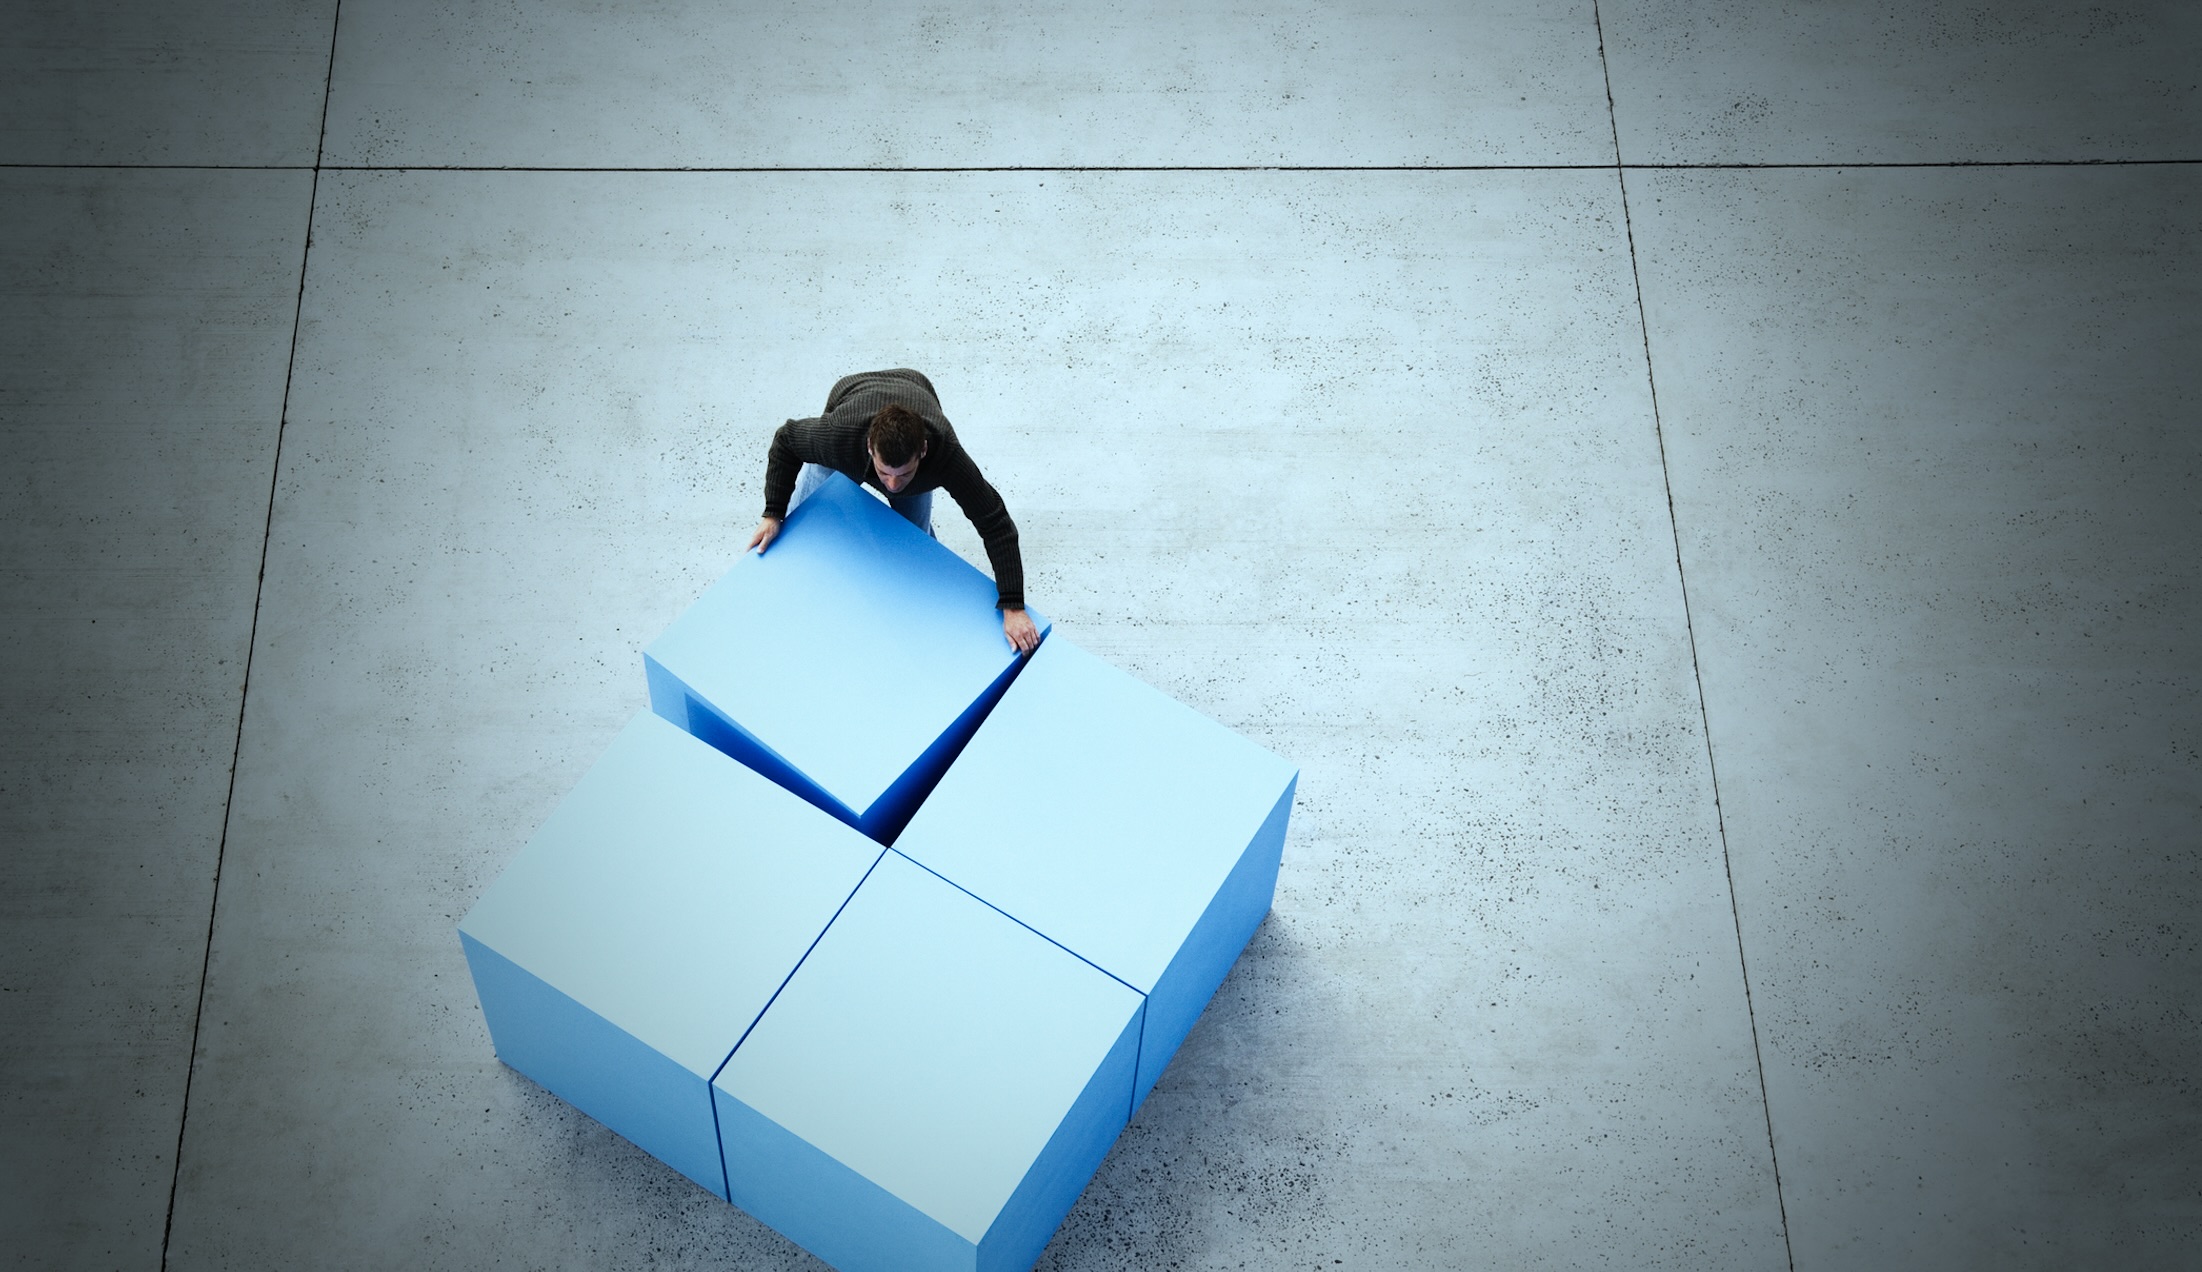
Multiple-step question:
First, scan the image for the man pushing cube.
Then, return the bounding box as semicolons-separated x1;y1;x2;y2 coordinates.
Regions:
747;369;1041;654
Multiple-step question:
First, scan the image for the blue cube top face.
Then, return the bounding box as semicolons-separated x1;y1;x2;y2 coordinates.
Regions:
891;636;1298;995
642;472;1046;830
714;850;1143;1244
460;711;884;1079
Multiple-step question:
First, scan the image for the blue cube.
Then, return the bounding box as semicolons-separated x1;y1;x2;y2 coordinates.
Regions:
458;711;883;1197
713;850;1144;1272
892;636;1298;1110
467;490;1298;1271
643;472;1046;842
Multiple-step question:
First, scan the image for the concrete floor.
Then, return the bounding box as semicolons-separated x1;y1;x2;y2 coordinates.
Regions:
2;3;2196;1269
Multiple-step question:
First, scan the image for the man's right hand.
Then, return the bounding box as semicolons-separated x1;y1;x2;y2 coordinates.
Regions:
747;516;782;554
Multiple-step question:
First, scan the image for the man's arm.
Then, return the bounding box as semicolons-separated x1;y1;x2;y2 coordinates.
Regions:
932;453;1026;610
749;420;804;554
761;419;815;520
929;445;1037;652
752;416;859;554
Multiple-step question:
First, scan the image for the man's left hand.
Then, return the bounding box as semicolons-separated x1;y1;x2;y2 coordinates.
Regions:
1002;607;1039;655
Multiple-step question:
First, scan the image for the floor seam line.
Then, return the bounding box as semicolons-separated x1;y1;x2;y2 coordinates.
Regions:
1594;4;1797;1269
6;159;2197;174
158;3;342;1266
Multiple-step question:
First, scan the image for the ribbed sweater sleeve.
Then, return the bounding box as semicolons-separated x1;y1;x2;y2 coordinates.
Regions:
932;447;1025;611
761;415;855;519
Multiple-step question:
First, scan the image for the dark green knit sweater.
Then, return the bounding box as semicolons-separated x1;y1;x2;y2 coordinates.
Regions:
762;369;1025;611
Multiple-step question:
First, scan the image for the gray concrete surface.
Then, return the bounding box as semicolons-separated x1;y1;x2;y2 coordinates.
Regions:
320;0;1615;167
153;168;1780;1270
0;1;336;165
1633;164;2202;1268
2;2;2197;1270
1601;0;2202;163
1;169;309;1268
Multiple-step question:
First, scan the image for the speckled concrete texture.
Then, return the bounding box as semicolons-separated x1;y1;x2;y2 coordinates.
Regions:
0;169;308;1269
7;2;2201;1270
319;0;1616;167
1631;165;2202;1268
1600;0;2202;163
154;168;1782;1269
0;1;337;165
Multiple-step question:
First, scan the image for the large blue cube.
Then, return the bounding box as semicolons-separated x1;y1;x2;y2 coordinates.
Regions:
458;711;883;1197
468;481;1298;1271
643;472;1046;842
712;850;1144;1272
892;636;1298;1110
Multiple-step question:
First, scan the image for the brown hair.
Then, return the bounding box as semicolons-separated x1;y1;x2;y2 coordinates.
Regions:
867;403;928;466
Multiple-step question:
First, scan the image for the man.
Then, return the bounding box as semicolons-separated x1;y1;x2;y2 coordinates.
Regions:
747;369;1040;653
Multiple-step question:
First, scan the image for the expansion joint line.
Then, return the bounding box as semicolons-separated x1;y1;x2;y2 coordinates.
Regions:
1590;4;1796;1269
6;159;2197;174
159;3;343;1267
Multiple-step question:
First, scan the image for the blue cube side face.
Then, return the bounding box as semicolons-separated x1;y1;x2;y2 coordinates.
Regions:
890;637;1298;1109
646;652;856;829
976;1003;1144;1272
1132;775;1295;1109
641;472;1046;842
712;852;1144;1272
856;641;1031;844
462;933;731;1197
458;712;884;1206
713;1087;978;1272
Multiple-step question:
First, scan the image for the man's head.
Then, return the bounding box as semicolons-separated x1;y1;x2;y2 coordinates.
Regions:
867;403;929;493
